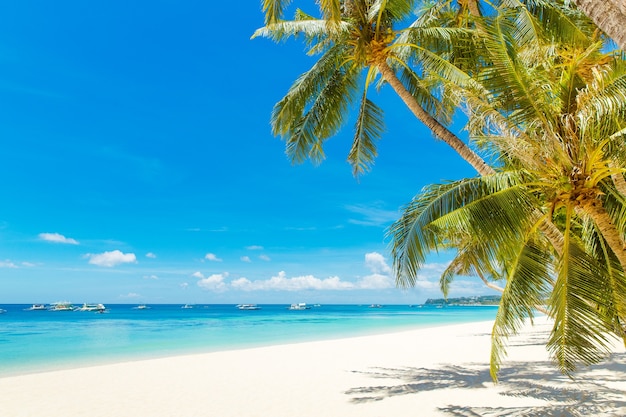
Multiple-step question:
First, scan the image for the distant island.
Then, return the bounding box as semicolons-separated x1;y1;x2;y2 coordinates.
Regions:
424;295;501;306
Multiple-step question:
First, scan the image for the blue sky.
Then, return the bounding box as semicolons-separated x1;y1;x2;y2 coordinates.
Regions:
0;1;495;305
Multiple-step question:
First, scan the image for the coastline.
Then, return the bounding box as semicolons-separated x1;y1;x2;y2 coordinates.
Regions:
0;304;500;377
0;316;624;416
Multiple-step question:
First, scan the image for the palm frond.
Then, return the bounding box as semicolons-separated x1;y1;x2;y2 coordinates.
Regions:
521;0;596;47
284;65;359;164
547;206;620;374
477;13;559;130
580;211;626;338
348;91;384;176
388;171;534;287
252;19;350;43
439;232;505;298
577;66;626;138
271;44;347;137
490;237;553;380
318;0;342;27
261;0;292;25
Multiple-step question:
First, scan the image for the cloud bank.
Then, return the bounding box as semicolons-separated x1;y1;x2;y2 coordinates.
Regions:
195;252;395;293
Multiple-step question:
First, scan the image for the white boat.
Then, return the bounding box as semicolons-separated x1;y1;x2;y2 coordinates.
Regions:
181;304;194;309
368;304;383;308
237;304;261;310
48;302;74;311
25;304;47;311
0;308;6;314
133;304;151;310
76;303;106;312
288;303;311;310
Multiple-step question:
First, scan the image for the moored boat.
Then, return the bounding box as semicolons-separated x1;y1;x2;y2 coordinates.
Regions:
76;303;106;312
288;303;311;310
48;302;74;311
24;304;47;311
237;304;261;310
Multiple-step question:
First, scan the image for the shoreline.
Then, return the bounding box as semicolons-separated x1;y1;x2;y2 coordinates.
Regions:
1;316;624;416
0;304;500;378
0;317;494;379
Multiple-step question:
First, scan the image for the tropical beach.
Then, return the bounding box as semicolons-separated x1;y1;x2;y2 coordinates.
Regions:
1;316;624;417
3;1;626;416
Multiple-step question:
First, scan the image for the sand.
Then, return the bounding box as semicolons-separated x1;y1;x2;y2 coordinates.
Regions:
1;316;625;416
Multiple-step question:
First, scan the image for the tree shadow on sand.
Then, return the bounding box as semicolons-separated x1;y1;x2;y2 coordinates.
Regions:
345;353;626;416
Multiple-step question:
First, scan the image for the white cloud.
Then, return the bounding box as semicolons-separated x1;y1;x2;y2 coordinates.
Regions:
85;250;137;267
364;252;392;274
241;256;251;263
246;245;263;250
231;271;354;292
182;252;441;295
259;254;271;261
196;272;228;292
354;252;394;289
39;232;79;245
205;253;222;262
230;277;252;289
143;274;159;280
146;252;156;259
0;260;18;268
356;273;393;289
180;282;189;289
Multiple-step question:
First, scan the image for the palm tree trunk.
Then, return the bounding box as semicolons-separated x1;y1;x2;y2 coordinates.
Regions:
573;0;626;50
376;60;495;176
584;202;626;271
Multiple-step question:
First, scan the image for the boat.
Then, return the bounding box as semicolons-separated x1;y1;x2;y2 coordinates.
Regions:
132;304;151;310
48;302;74;311
24;304;47;311
181;304;194;309
288;303;311;310
237;304;261;310
368;304;383;308
76;303;106;312
0;308;6;314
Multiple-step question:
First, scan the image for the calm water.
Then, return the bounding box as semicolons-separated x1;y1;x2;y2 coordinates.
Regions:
0;304;498;377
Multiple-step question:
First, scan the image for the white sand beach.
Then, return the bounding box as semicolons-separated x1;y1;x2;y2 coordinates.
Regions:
1;316;624;417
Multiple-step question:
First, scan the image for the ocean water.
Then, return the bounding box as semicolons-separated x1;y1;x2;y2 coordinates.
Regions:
0;304;498;377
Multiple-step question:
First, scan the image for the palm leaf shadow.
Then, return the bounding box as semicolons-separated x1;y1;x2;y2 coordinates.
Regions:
345;353;626;416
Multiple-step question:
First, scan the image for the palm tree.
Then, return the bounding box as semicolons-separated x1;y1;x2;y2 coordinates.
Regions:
255;0;626;379
389;1;626;379
252;0;493;177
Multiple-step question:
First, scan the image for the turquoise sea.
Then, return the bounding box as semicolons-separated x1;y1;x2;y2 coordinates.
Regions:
0;304;498;377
